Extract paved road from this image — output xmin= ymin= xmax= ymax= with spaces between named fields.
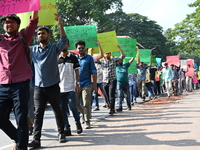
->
xmin=1 ymin=90 xmax=200 ymax=150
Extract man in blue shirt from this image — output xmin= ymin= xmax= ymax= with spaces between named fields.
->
xmin=116 ymin=57 xmax=135 ymax=112
xmin=75 ymin=40 xmax=97 ymax=129
xmin=136 ymin=53 xmax=152 ymax=101
xmin=28 ymin=14 xmax=67 ymax=148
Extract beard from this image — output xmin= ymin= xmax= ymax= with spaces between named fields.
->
xmin=38 ymin=38 xmax=48 ymax=44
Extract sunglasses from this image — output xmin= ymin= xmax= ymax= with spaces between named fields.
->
xmin=78 ymin=47 xmax=85 ymax=50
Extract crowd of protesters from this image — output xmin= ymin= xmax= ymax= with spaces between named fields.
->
xmin=0 ymin=11 xmax=199 ymax=150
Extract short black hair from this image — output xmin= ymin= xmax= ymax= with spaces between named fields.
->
xmin=0 ymin=14 xmax=21 ymax=25
xmin=36 ymin=26 xmax=50 ymax=34
xmin=75 ymin=40 xmax=85 ymax=48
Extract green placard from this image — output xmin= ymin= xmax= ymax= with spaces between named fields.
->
xmin=123 ymin=58 xmax=137 ymax=73
xmin=112 ymin=38 xmax=136 ymax=57
xmin=64 ymin=25 xmax=97 ymax=50
xmin=151 ymin=55 xmax=157 ymax=66
xmin=138 ymin=49 xmax=151 ymax=64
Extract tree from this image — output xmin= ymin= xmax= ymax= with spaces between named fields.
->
xmin=51 ymin=0 xmax=123 ymax=40
xmin=170 ymin=0 xmax=200 ymax=56
xmin=98 ymin=11 xmax=167 ymax=59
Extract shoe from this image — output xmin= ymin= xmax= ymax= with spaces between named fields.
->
xmin=76 ymin=123 xmax=83 ymax=134
xmin=29 ymin=126 xmax=33 ymax=135
xmin=28 ymin=140 xmax=41 ymax=148
xmin=108 ymin=109 xmax=115 ymax=115
xmin=85 ymin=121 xmax=91 ymax=129
xmin=102 ymin=105 xmax=107 ymax=108
xmin=128 ymin=107 xmax=131 ymax=110
xmin=58 ymin=134 xmax=67 ymax=143
xmin=149 ymin=97 xmax=152 ymax=100
xmin=64 ymin=129 xmax=72 ymax=136
xmin=135 ymin=100 xmax=137 ymax=103
xmin=93 ymin=107 xmax=100 ymax=111
xmin=131 ymin=102 xmax=134 ymax=106
xmin=116 ymin=107 xmax=122 ymax=112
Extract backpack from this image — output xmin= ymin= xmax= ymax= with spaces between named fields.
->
xmin=0 ymin=33 xmax=32 ymax=66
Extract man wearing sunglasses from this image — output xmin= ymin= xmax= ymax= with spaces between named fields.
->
xmin=0 ymin=11 xmax=38 ymax=150
xmin=75 ymin=40 xmax=97 ymax=129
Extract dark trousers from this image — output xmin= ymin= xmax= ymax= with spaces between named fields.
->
xmin=103 ymin=79 xmax=117 ymax=110
xmin=33 ymin=83 xmax=64 ymax=141
xmin=155 ymin=81 xmax=161 ymax=95
xmin=0 ymin=80 xmax=30 ymax=150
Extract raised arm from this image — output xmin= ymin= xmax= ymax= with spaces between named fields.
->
xmin=55 ymin=13 xmax=66 ymax=37
xmin=129 ymin=57 xmax=135 ymax=64
xmin=118 ymin=45 xmax=125 ymax=57
xmin=31 ymin=11 xmax=38 ymax=19
xmin=96 ymin=41 xmax=104 ymax=60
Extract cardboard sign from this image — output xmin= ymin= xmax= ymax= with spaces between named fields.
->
xmin=112 ymin=38 xmax=136 ymax=57
xmin=138 ymin=49 xmax=151 ymax=64
xmin=17 ymin=0 xmax=57 ymax=30
xmin=156 ymin=58 xmax=162 ymax=67
xmin=0 ymin=0 xmax=40 ymax=15
xmin=123 ymin=58 xmax=137 ymax=73
xmin=185 ymin=68 xmax=194 ymax=77
xmin=64 ymin=25 xmax=97 ymax=50
xmin=180 ymin=60 xmax=187 ymax=69
xmin=93 ymin=31 xmax=118 ymax=54
xmin=166 ymin=55 xmax=180 ymax=66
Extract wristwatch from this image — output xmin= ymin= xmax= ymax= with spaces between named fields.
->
xmin=76 ymin=82 xmax=80 ymax=85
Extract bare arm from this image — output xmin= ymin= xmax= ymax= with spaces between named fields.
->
xmin=96 ymin=42 xmax=104 ymax=60
xmin=129 ymin=57 xmax=135 ymax=64
xmin=55 ymin=13 xmax=66 ymax=37
xmin=118 ymin=45 xmax=125 ymax=57
xmin=92 ymin=73 xmax=97 ymax=93
xmin=75 ymin=69 xmax=80 ymax=93
xmin=31 ymin=11 xmax=38 ymax=19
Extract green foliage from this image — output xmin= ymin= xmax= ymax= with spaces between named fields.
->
xmin=97 ymin=11 xmax=167 ymax=59
xmin=51 ymin=0 xmax=122 ymax=41
xmin=171 ymin=0 xmax=200 ymax=57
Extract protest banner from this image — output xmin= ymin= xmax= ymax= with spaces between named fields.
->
xmin=92 ymin=31 xmax=118 ymax=54
xmin=0 ymin=0 xmax=40 ymax=15
xmin=180 ymin=60 xmax=187 ymax=69
xmin=186 ymin=59 xmax=194 ymax=67
xmin=156 ymin=58 xmax=162 ymax=67
xmin=17 ymin=0 xmax=57 ymax=30
xmin=112 ymin=38 xmax=136 ymax=57
xmin=138 ymin=49 xmax=151 ymax=64
xmin=185 ymin=68 xmax=194 ymax=77
xmin=151 ymin=55 xmax=157 ymax=66
xmin=64 ymin=25 xmax=97 ymax=50
xmin=166 ymin=55 xmax=180 ymax=66
xmin=123 ymin=58 xmax=137 ymax=73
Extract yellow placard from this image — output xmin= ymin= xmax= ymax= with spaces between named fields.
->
xmin=18 ymin=0 xmax=57 ymax=31
xmin=93 ymin=31 xmax=118 ymax=54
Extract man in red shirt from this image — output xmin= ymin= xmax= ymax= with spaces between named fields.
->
xmin=0 ymin=11 xmax=38 ymax=150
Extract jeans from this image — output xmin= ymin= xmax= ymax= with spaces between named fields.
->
xmin=0 ymin=80 xmax=30 ymax=150
xmin=76 ymin=84 xmax=92 ymax=122
xmin=155 ymin=81 xmax=161 ymax=95
xmin=129 ymin=82 xmax=137 ymax=102
xmin=33 ymin=83 xmax=64 ymax=141
xmin=145 ymin=82 xmax=155 ymax=98
xmin=103 ymin=79 xmax=117 ymax=110
xmin=117 ymin=83 xmax=131 ymax=108
xmin=28 ymin=83 xmax=35 ymax=127
xmin=151 ymin=80 xmax=157 ymax=95
xmin=91 ymin=83 xmax=108 ymax=107
xmin=60 ymin=91 xmax=80 ymax=130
